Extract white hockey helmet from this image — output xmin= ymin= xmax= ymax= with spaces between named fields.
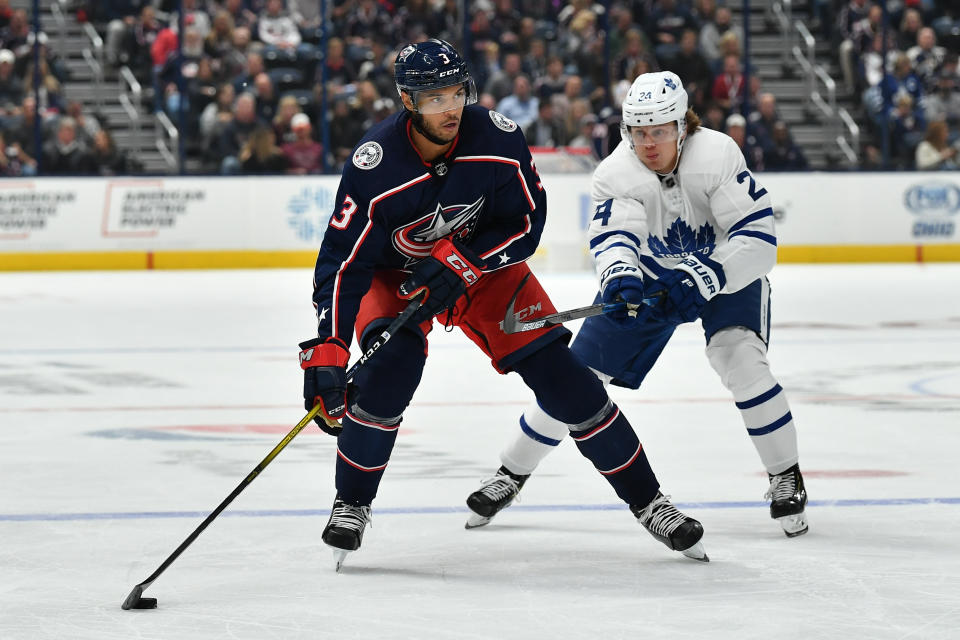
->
xmin=619 ymin=71 xmax=688 ymax=158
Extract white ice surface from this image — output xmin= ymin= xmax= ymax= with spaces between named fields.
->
xmin=2 ymin=264 xmax=959 ymax=639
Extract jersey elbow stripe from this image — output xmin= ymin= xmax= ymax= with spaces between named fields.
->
xmin=570 ymin=408 xmax=620 ymax=441
xmin=729 ymin=229 xmax=777 ymax=246
xmin=455 ymin=155 xmax=536 ymax=211
xmin=590 ymin=230 xmax=644 ymax=250
xmin=593 ymin=241 xmax=640 ymax=260
xmin=735 ymin=384 xmax=783 ymax=409
xmin=599 ymin=443 xmax=643 ymax=475
xmin=520 ymin=415 xmax=564 ymax=446
xmin=728 ymin=207 xmax=773 ymax=235
xmin=746 ymin=411 xmax=793 ymax=436
xmin=481 ymin=213 xmax=533 ymax=259
xmin=336 ymin=448 xmax=389 ymax=472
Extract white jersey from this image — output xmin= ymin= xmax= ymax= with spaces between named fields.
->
xmin=588 ymin=127 xmax=777 ymax=301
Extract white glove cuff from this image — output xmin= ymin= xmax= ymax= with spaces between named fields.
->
xmin=674 ymin=256 xmax=721 ymax=300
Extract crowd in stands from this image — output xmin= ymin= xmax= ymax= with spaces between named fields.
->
xmin=2 ymin=0 xmax=958 ymax=175
xmin=835 ymin=0 xmax=960 ymax=168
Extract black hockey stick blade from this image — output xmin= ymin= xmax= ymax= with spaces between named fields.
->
xmin=501 ymin=286 xmax=660 ymax=334
xmin=120 ymin=295 xmax=424 ymax=610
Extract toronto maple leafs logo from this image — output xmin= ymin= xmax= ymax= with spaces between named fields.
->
xmin=664 ymin=76 xmax=677 ymax=90
xmin=647 ymin=219 xmax=716 ymax=258
xmin=392 ymin=196 xmax=484 ymax=264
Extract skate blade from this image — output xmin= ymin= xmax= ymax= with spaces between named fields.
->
xmin=331 ymin=548 xmax=350 ymax=572
xmin=465 ymin=512 xmax=493 ymax=529
xmin=680 ymin=541 xmax=709 ymax=562
xmin=777 ymin=512 xmax=809 ymax=538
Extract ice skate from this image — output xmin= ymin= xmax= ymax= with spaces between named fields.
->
xmin=765 ymin=463 xmax=808 ymax=537
xmin=465 ymin=466 xmax=529 ymax=529
xmin=632 ymin=492 xmax=709 ymax=562
xmin=322 ymin=496 xmax=372 ymax=571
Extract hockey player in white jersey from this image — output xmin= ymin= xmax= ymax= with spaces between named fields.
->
xmin=466 ymin=71 xmax=808 ymax=538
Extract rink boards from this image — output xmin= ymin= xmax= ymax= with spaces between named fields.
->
xmin=1 ymin=172 xmax=958 ymax=270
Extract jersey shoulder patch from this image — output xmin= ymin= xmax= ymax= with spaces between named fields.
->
xmin=352 ymin=141 xmax=383 ymax=170
xmin=488 ymin=110 xmax=518 ymax=132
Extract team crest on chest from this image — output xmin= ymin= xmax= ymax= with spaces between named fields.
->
xmin=393 ymin=196 xmax=485 ymax=264
xmin=353 ymin=142 xmax=383 ymax=170
xmin=489 ymin=111 xmax=517 ymax=132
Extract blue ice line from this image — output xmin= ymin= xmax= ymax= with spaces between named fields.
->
xmin=2 ymin=497 xmax=958 ymax=522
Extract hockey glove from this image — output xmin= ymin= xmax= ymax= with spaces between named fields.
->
xmin=647 ymin=269 xmax=707 ymax=324
xmin=299 ymin=336 xmax=350 ymax=435
xmin=398 ymin=237 xmax=485 ymax=323
xmin=600 ymin=273 xmax=648 ymax=329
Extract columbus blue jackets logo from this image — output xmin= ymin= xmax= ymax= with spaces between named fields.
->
xmin=489 ymin=111 xmax=517 ymax=132
xmin=392 ymin=196 xmax=484 ymax=263
xmin=353 ymin=142 xmax=383 ymax=170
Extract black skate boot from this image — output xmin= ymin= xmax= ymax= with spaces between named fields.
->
xmin=765 ymin=463 xmax=808 ymax=537
xmin=322 ymin=495 xmax=372 ymax=571
xmin=631 ymin=492 xmax=709 ymax=562
xmin=465 ymin=466 xmax=529 ymax=529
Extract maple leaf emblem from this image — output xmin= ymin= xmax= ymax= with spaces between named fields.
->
xmin=647 ymin=219 xmax=716 ymax=258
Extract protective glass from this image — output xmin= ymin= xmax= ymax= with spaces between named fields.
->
xmin=412 ymin=82 xmax=476 ymax=114
xmin=629 ymin=123 xmax=680 ymax=146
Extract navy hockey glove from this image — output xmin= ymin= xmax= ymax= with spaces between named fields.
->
xmin=398 ymin=238 xmax=485 ymax=323
xmin=600 ymin=274 xmax=648 ymax=329
xmin=299 ymin=336 xmax=350 ymax=435
xmin=647 ymin=269 xmax=707 ymax=324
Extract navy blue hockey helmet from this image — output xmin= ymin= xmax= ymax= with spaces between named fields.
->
xmin=394 ymin=39 xmax=477 ymax=114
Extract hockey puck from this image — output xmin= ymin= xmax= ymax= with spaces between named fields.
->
xmin=132 ymin=597 xmax=158 ymax=609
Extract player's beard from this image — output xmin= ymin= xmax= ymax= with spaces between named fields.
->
xmin=411 ymin=111 xmax=458 ymax=146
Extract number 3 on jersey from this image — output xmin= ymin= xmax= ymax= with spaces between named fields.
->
xmin=593 ymin=198 xmax=613 ymax=226
xmin=330 ymin=195 xmax=358 ymax=230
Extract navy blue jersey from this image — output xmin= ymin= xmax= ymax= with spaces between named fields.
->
xmin=311 ymin=105 xmax=547 ymax=345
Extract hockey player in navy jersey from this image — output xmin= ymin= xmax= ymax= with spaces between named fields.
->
xmin=298 ymin=40 xmax=708 ymax=569
xmin=467 ymin=71 xmax=809 ymax=538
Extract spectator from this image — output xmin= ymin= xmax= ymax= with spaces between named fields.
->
xmin=319 ymin=37 xmax=357 ymax=97
xmin=121 ymin=5 xmax=161 ymax=80
xmin=535 ymin=55 xmax=568 ymax=101
xmin=711 ymin=53 xmax=745 ymax=113
xmin=699 ymin=6 xmax=741 ymax=68
xmin=524 ymin=99 xmax=565 ymax=147
xmin=646 ymin=0 xmax=699 ymax=62
xmin=0 ymin=0 xmax=11 ymax=31
xmin=0 ymin=9 xmax=29 ymax=59
xmin=748 ymin=92 xmax=779 ymax=144
xmin=567 ymin=112 xmax=599 ymax=152
xmin=613 ymin=28 xmax=652 ymax=85
xmin=0 ymin=128 xmax=35 ymax=176
xmin=204 ymin=10 xmax=237 ymax=69
xmin=485 ymin=52 xmax=523 ymax=103
xmin=220 ymin=0 xmax=258 ymax=32
xmin=669 ymin=29 xmax=712 ymax=111
xmin=908 ymin=27 xmax=946 ymax=90
xmin=329 ymin=97 xmax=364 ymax=170
xmin=551 ymin=74 xmax=584 ymax=138
xmin=172 ymin=0 xmax=211 ymax=40
xmin=282 ymin=111 xmax=323 ymax=174
xmin=252 ymin=71 xmax=278 ymax=122
xmin=897 ymin=8 xmax=923 ymax=51
xmin=272 ymin=94 xmax=300 ymax=144
xmin=232 ymin=51 xmax=265 ymax=94
xmin=836 ymin=0 xmax=871 ymax=53
xmin=0 ymin=48 xmax=22 ymax=113
xmin=725 ymin=112 xmax=764 ymax=171
xmin=42 ymin=117 xmax=95 ymax=175
xmin=840 ymin=3 xmax=882 ymax=92
xmin=888 ymin=93 xmax=926 ymax=165
xmin=344 ymin=0 xmax=394 ymax=49
xmin=23 ymin=57 xmax=63 ymax=115
xmin=914 ymin=119 xmax=958 ymax=169
xmin=239 ymin=125 xmax=288 ymax=174
xmin=258 ymin=0 xmax=302 ymax=51
xmin=5 ymin=95 xmax=43 ymax=159
xmin=65 ymin=101 xmax=101 ymax=147
xmin=217 ymin=92 xmax=265 ymax=174
xmin=496 ymin=74 xmax=539 ymax=131
xmin=200 ymin=82 xmax=236 ymax=147
xmin=701 ymin=100 xmax=726 ymax=131
xmin=91 ymin=129 xmax=139 ymax=176
xmin=763 ymin=121 xmax=809 ymax=171
xmin=923 ymin=53 xmax=960 ymax=125
xmin=289 ymin=0 xmax=323 ymax=31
